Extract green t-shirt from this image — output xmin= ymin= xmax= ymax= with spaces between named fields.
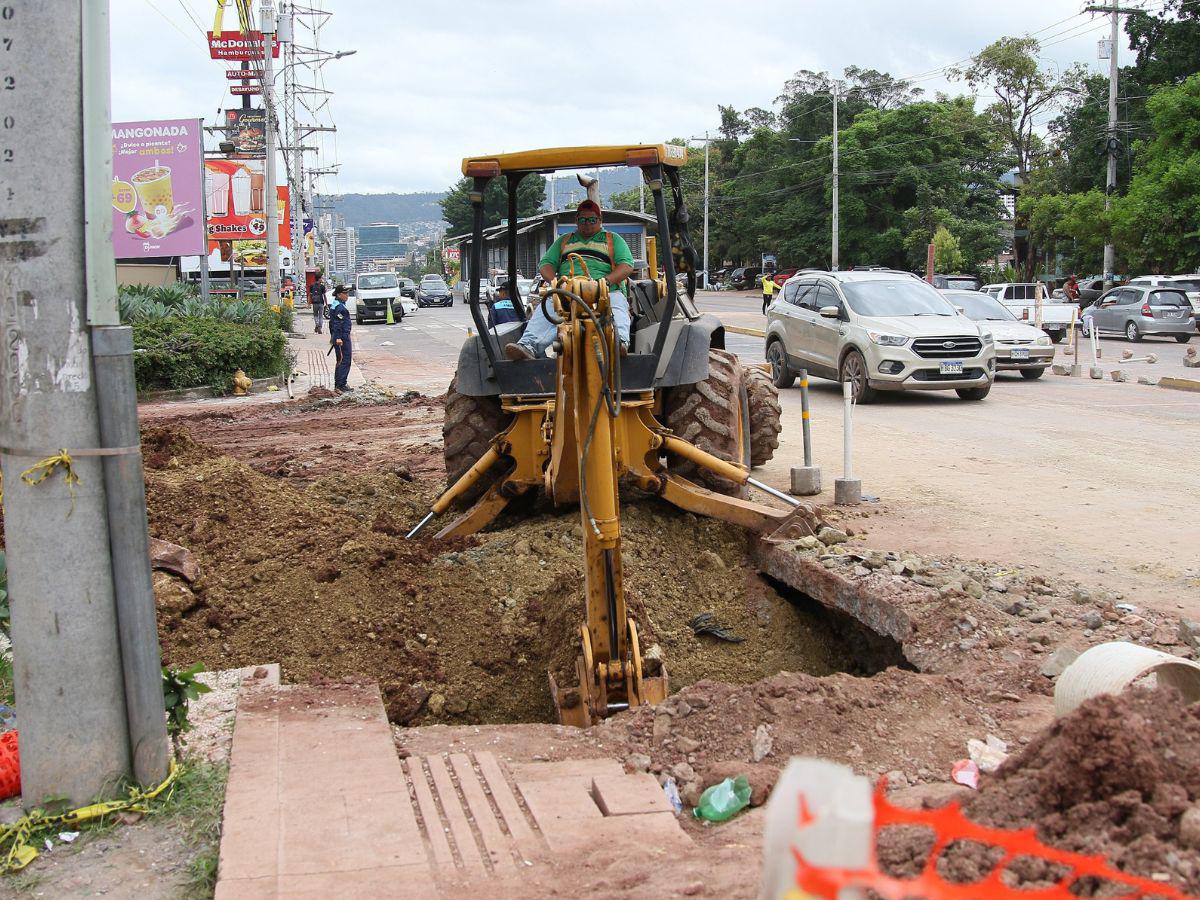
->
xmin=540 ymin=230 xmax=634 ymax=287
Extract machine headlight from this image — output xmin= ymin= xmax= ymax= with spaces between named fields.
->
xmin=868 ymin=332 xmax=909 ymax=346
xmin=982 ymin=333 xmax=994 ymax=345
xmin=1036 ymin=334 xmax=1052 ymax=346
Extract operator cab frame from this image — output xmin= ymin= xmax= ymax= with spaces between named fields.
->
xmin=456 ymin=144 xmax=715 ymax=398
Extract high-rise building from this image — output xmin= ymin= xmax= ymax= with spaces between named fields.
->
xmin=355 ymin=223 xmax=408 ymax=271
xmin=331 ymin=226 xmax=356 ymax=275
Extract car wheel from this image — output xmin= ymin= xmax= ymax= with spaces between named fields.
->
xmin=1175 ymin=334 xmax=1191 ymax=344
xmin=839 ymin=350 xmax=876 ymax=404
xmin=767 ymin=341 xmax=794 ymax=388
xmin=1020 ymin=368 xmax=1045 ymax=380
xmin=1125 ymin=321 xmax=1141 ymax=342
xmin=956 ymin=384 xmax=991 ymax=400
xmin=1049 ymin=330 xmax=1065 ymax=344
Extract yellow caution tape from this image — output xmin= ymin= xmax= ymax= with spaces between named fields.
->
xmin=0 ymin=759 xmax=179 ymax=873
xmin=0 ymin=451 xmax=81 ymax=514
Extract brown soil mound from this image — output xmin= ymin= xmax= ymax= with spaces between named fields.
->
xmin=147 ymin=426 xmax=862 ymax=726
xmin=878 ymin=686 xmax=1200 ymax=893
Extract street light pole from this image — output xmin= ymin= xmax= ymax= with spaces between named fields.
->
xmin=703 ymin=131 xmax=710 ymax=289
xmin=261 ymin=1 xmax=280 ymax=306
xmin=1103 ymin=0 xmax=1119 ymax=289
xmin=832 ymin=80 xmax=840 ymax=271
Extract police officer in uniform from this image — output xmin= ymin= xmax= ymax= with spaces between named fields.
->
xmin=329 ymin=284 xmax=353 ymax=392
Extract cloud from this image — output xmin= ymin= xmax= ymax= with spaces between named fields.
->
xmin=110 ymin=0 xmax=1120 ymax=194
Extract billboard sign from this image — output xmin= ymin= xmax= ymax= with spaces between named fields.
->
xmin=229 ymin=84 xmax=261 ymax=96
xmin=223 ymin=108 xmax=267 ymax=156
xmin=225 ymin=69 xmax=252 ymax=80
xmin=207 ymin=30 xmax=279 ymax=60
xmin=111 ymin=118 xmax=205 ymax=258
xmin=204 ymin=158 xmax=290 ymax=248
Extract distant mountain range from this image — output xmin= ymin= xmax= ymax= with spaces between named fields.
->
xmin=321 ymin=168 xmax=646 ymax=228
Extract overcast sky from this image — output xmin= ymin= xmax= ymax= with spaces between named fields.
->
xmin=112 ymin=0 xmax=1127 ymax=195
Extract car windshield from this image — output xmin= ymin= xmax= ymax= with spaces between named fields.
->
xmin=841 ymin=280 xmax=955 ymax=317
xmin=1150 ymin=290 xmax=1189 ymax=306
xmin=423 ymin=279 xmax=448 ymax=290
xmin=358 ymin=274 xmax=397 ymax=289
xmin=943 ymin=278 xmax=978 ymax=290
xmin=952 ymin=292 xmax=1017 ymax=321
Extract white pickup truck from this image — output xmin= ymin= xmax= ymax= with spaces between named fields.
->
xmin=981 ymin=283 xmax=1080 ymax=344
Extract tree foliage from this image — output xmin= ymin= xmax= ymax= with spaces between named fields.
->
xmin=440 ymin=175 xmax=546 ymax=236
xmin=932 ymin=226 xmax=965 ymax=273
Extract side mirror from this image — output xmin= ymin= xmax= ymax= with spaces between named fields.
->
xmin=819 ymin=305 xmax=840 ymax=319
xmin=955 ymin=306 xmax=965 ymax=314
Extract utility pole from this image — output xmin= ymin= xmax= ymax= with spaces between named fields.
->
xmin=1103 ymin=0 xmax=1119 ymax=288
xmin=2 ymin=0 xmax=167 ymax=806
xmin=832 ymin=80 xmax=841 ymax=271
xmin=550 ymin=175 xmax=556 ymax=212
xmin=261 ymin=1 xmax=280 ymax=306
xmin=689 ymin=133 xmax=712 ymax=289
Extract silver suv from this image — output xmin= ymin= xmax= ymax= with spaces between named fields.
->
xmin=765 ymin=271 xmax=996 ymax=402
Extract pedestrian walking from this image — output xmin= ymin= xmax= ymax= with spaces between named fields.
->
xmin=329 ymin=284 xmax=353 ymax=393
xmin=309 ymin=273 xmax=328 ymax=334
xmin=761 ymin=272 xmax=777 ymax=314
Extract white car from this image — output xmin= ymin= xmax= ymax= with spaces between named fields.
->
xmin=980 ymin=283 xmax=1080 ymax=343
xmin=947 ymin=290 xmax=1054 ymax=380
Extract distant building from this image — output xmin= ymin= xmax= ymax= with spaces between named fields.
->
xmin=355 ymin=223 xmax=408 ymax=271
xmin=331 ymin=226 xmax=356 ymax=275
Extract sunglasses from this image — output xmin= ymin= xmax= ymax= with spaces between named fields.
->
xmin=577 ymin=216 xmax=599 ymax=224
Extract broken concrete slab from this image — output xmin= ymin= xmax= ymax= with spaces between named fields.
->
xmin=591 ymin=773 xmax=674 ymax=816
xmin=149 ymin=537 xmax=200 ymax=582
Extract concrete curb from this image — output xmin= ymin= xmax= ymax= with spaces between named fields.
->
xmin=1158 ymin=376 xmax=1200 ymax=393
xmin=138 ymin=374 xmax=282 ymax=403
xmin=726 ymin=325 xmax=766 ymax=338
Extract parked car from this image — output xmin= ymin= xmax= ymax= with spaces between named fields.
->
xmin=398 ymin=277 xmax=418 ymax=299
xmin=352 ymin=272 xmax=405 ymax=324
xmin=769 ymin=269 xmax=798 ymax=288
xmin=979 ymin=283 xmax=1079 ymax=343
xmin=416 ymin=274 xmax=453 ymax=307
xmin=729 ymin=267 xmax=761 ymax=290
xmin=931 ymin=274 xmax=982 ymax=291
xmin=947 ymin=290 xmax=1053 ymax=380
xmin=765 ymin=270 xmax=995 ymax=402
xmin=1081 ymin=285 xmax=1194 ymax=343
xmin=1126 ymin=275 xmax=1200 ymax=324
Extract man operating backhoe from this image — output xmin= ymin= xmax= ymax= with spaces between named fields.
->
xmin=504 ymin=199 xmax=636 ymax=359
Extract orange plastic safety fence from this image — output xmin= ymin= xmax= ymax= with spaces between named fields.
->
xmin=0 ymin=732 xmax=19 ymax=801
xmin=790 ymin=783 xmax=1191 ymax=900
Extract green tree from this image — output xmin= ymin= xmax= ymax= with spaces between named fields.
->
xmin=931 ymin=226 xmax=964 ymax=273
xmin=440 ymin=175 xmax=546 ymax=236
xmin=1127 ymin=0 xmax=1200 ymax=88
xmin=1111 ymin=73 xmax=1200 ymax=272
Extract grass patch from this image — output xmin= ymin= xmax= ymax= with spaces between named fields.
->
xmin=149 ymin=759 xmax=228 ymax=898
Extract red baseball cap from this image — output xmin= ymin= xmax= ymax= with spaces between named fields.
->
xmin=577 ymin=200 xmax=601 ymax=217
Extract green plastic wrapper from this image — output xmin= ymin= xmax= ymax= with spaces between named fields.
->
xmin=692 ymin=775 xmax=751 ymax=822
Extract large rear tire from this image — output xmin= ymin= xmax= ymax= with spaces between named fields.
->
xmin=743 ymin=365 xmax=782 ymax=467
xmin=664 ymin=349 xmax=750 ymax=497
xmin=443 ymin=375 xmax=510 ymax=503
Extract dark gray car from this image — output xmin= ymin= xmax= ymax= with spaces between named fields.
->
xmin=1081 ymin=286 xmax=1194 ymax=343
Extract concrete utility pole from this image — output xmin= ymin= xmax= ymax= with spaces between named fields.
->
xmin=832 ymin=80 xmax=841 ymax=271
xmin=262 ymin=1 xmax=280 ymax=306
xmin=689 ymin=133 xmax=713 ymax=289
xmin=1 ymin=0 xmax=167 ymax=806
xmin=1103 ymin=0 xmax=1119 ymax=288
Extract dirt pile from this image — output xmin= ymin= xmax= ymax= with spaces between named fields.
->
xmin=146 ymin=426 xmax=864 ymax=726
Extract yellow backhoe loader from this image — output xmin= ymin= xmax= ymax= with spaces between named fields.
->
xmin=408 ymin=144 xmax=805 ymax=726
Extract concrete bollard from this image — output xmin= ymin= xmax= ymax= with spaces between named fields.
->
xmin=1118 ymin=353 xmax=1158 ymax=364
xmin=1090 ymin=366 xmax=1104 ymax=379
xmin=1111 ymin=370 xmax=1130 ymax=383
xmin=1183 ymin=348 xmax=1200 ymax=368
xmin=1137 ymin=375 xmax=1158 ymax=385
xmin=1052 ymin=364 xmax=1071 ymax=376
xmin=791 ymin=466 xmax=822 ymax=496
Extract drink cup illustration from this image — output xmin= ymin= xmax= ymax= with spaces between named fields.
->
xmin=231 ymin=167 xmax=251 ymax=216
xmin=132 ymin=165 xmax=174 ymax=219
xmin=250 ymin=171 xmax=265 ymax=213
xmin=206 ymin=169 xmax=230 ymax=217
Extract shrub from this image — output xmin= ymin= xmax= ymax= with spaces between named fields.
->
xmin=133 ymin=316 xmax=287 ymax=393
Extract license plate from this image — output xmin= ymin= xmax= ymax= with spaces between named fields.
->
xmin=1010 ymin=348 xmax=1030 ymax=360
xmin=939 ymin=361 xmax=964 ymax=375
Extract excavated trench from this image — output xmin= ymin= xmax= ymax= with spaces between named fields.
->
xmin=144 ymin=427 xmax=915 ymax=728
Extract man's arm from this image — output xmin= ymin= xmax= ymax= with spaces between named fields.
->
xmin=538 ymin=235 xmax=564 ymax=283
xmin=606 ymin=233 xmax=635 ymax=286
xmin=540 ymin=263 xmax=557 ymax=282
xmin=605 ymin=263 xmax=634 ymax=286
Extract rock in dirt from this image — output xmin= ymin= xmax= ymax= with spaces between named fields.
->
xmin=888 ymin=782 xmax=973 ymax=811
xmin=1039 ymin=646 xmax=1079 ymax=678
xmin=751 ymin=723 xmax=773 ymax=762
xmin=625 ymin=753 xmax=652 ymax=773
xmin=702 ymin=760 xmax=778 ymax=807
xmin=1181 ymin=806 xmax=1200 ymax=850
xmin=149 ymin=537 xmax=200 ymax=583
xmin=1179 ymin=620 xmax=1200 ymax=651
xmin=816 ymin=527 xmax=848 ymax=546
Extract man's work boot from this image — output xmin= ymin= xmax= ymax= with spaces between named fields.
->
xmin=505 ymin=343 xmax=535 ymax=361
